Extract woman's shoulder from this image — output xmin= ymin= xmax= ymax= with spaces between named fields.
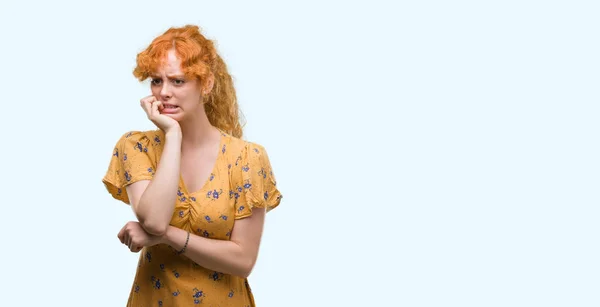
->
xmin=222 ymin=131 xmax=267 ymax=158
xmin=110 ymin=129 xmax=164 ymax=160
xmin=113 ymin=129 xmax=164 ymax=146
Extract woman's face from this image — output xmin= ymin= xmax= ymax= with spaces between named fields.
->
xmin=149 ymin=49 xmax=205 ymax=122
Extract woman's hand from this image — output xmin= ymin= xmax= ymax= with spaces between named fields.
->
xmin=117 ymin=221 xmax=164 ymax=253
xmin=140 ymin=95 xmax=180 ymax=133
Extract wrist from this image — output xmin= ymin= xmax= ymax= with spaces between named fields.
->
xmin=165 ymin=127 xmax=182 ymax=139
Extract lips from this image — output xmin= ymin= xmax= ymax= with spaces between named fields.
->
xmin=160 ymin=103 xmax=180 ymax=114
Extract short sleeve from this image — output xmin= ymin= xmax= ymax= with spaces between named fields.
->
xmin=102 ymin=131 xmax=157 ymax=204
xmin=232 ymin=142 xmax=283 ymax=219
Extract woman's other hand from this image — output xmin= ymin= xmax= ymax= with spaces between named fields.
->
xmin=117 ymin=221 xmax=164 ymax=253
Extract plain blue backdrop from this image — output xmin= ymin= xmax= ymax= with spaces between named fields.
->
xmin=0 ymin=1 xmax=598 ymax=306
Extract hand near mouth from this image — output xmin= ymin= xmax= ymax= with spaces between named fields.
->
xmin=140 ymin=95 xmax=180 ymax=133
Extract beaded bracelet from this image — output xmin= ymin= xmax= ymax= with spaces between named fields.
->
xmin=177 ymin=231 xmax=190 ymax=255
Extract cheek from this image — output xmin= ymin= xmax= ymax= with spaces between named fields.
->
xmin=150 ymin=86 xmax=160 ymax=96
xmin=181 ymin=100 xmax=200 ymax=111
xmin=181 ymin=91 xmax=202 ymax=105
xmin=181 ymin=84 xmax=202 ymax=100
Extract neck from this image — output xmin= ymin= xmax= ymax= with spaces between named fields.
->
xmin=178 ymin=111 xmax=220 ymax=150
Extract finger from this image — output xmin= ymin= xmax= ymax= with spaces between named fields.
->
xmin=123 ymin=232 xmax=130 ymax=247
xmin=129 ymin=238 xmax=140 ymax=251
xmin=141 ymin=100 xmax=153 ymax=116
xmin=117 ymin=226 xmax=126 ymax=243
xmin=151 ymin=100 xmax=161 ymax=116
xmin=131 ymin=245 xmax=143 ymax=253
xmin=140 ymin=96 xmax=157 ymax=114
xmin=152 ymin=100 xmax=161 ymax=112
xmin=140 ymin=95 xmax=156 ymax=105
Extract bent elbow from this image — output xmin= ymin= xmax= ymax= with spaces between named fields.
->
xmin=135 ymin=207 xmax=168 ymax=236
xmin=239 ymin=258 xmax=257 ymax=279
xmin=140 ymin=220 xmax=168 ymax=236
xmin=238 ymin=269 xmax=252 ymax=279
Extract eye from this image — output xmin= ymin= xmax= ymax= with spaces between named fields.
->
xmin=150 ymin=78 xmax=162 ymax=85
xmin=173 ymin=79 xmax=185 ymax=85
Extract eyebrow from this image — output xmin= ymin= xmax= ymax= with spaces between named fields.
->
xmin=150 ymin=74 xmax=186 ymax=79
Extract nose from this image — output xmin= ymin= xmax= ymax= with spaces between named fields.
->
xmin=159 ymin=82 xmax=172 ymax=99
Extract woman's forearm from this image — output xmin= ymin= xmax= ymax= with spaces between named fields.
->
xmin=161 ymin=226 xmax=254 ymax=278
xmin=135 ymin=129 xmax=182 ymax=235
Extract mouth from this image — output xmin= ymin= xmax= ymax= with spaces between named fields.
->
xmin=160 ymin=103 xmax=180 ymax=114
xmin=163 ymin=104 xmax=179 ymax=109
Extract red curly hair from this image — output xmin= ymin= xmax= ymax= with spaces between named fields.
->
xmin=133 ymin=25 xmax=245 ymax=138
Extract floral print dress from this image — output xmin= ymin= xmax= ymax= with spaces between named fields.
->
xmin=102 ymin=129 xmax=283 ymax=306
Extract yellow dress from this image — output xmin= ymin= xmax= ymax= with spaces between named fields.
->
xmin=102 ymin=129 xmax=282 ymax=307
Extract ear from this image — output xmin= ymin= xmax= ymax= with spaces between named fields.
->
xmin=203 ymin=73 xmax=215 ymax=95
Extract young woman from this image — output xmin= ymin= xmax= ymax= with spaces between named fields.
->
xmin=102 ymin=24 xmax=283 ymax=306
